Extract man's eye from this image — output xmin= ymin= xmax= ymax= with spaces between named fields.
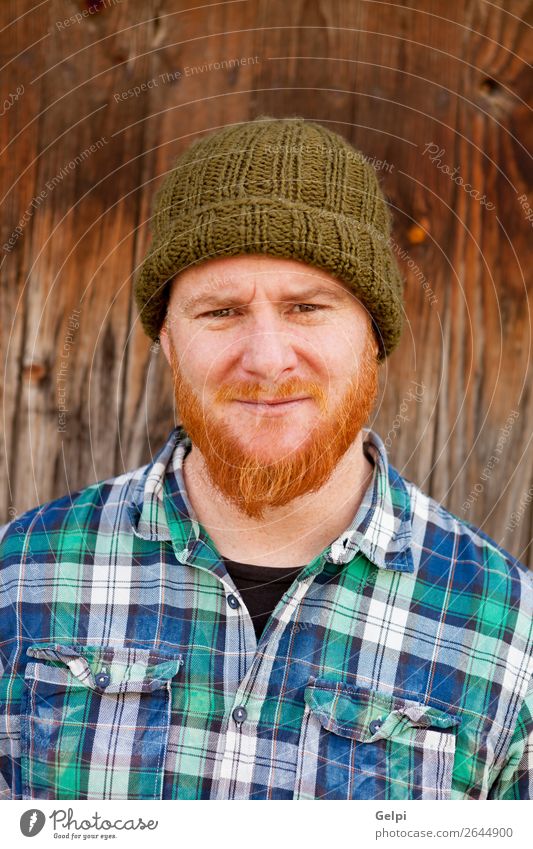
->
xmin=292 ymin=303 xmax=321 ymax=313
xmin=205 ymin=308 xmax=235 ymax=318
xmin=202 ymin=304 xmax=322 ymax=318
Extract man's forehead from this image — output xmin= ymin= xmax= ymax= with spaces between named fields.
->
xmin=169 ymin=259 xmax=356 ymax=307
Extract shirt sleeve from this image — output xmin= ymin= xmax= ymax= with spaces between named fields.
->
xmin=488 ymin=675 xmax=533 ymax=799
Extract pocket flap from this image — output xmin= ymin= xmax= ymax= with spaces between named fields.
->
xmin=304 ymin=678 xmax=461 ymax=742
xmin=25 ymin=643 xmax=183 ymax=694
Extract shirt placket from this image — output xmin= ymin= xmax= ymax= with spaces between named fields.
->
xmin=210 ymin=557 xmax=328 ymax=800
xmin=162 ymin=475 xmax=331 ymax=799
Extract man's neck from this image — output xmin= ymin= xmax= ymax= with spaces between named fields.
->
xmin=181 ymin=432 xmax=375 ymax=567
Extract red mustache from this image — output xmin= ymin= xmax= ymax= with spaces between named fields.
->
xmin=214 ymin=380 xmax=328 ymax=409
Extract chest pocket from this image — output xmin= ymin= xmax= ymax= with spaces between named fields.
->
xmin=20 ymin=643 xmax=183 ymax=800
xmin=294 ymin=678 xmax=461 ymax=800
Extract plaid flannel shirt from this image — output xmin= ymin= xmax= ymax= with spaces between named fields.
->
xmin=0 ymin=425 xmax=532 ymax=800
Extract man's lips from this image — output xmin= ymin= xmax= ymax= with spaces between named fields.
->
xmin=235 ymin=396 xmax=309 ymax=406
xmin=234 ymin=396 xmax=311 ymax=416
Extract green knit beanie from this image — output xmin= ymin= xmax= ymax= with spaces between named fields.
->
xmin=134 ymin=116 xmax=404 ymax=361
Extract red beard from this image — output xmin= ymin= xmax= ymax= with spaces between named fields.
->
xmin=168 ymin=330 xmax=378 ymax=520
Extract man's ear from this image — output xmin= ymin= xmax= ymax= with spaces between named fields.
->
xmin=159 ymin=320 xmax=171 ymax=366
xmin=369 ymin=322 xmax=380 ymax=360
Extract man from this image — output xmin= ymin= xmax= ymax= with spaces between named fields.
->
xmin=0 ymin=117 xmax=531 ymax=801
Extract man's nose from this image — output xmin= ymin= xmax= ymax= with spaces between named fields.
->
xmin=239 ymin=310 xmax=299 ymax=381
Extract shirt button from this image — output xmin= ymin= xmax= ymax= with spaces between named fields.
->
xmin=227 ymin=594 xmax=240 ymax=609
xmin=232 ymin=705 xmax=247 ymax=724
xmin=95 ymin=670 xmax=111 ymax=689
xmin=369 ymin=717 xmax=384 ymax=735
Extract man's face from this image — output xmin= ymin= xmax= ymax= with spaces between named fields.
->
xmin=160 ymin=254 xmax=379 ymax=520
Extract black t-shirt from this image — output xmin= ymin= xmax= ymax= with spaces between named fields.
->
xmin=222 ymin=557 xmax=304 ymax=641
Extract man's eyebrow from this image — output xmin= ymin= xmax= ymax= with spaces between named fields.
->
xmin=181 ymin=285 xmax=350 ymax=311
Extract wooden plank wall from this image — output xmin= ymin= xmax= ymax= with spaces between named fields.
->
xmin=1 ymin=0 xmax=531 ymax=567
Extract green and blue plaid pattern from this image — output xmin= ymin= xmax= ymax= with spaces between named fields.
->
xmin=0 ymin=426 xmax=532 ymax=800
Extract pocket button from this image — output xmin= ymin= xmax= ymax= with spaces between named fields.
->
xmin=95 ymin=669 xmax=111 ymax=689
xmin=369 ymin=716 xmax=384 ymax=735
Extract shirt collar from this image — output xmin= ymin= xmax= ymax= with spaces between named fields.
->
xmin=128 ymin=426 xmax=414 ymax=573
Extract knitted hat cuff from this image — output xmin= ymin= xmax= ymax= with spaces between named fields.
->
xmin=136 ymin=196 xmax=403 ymax=361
